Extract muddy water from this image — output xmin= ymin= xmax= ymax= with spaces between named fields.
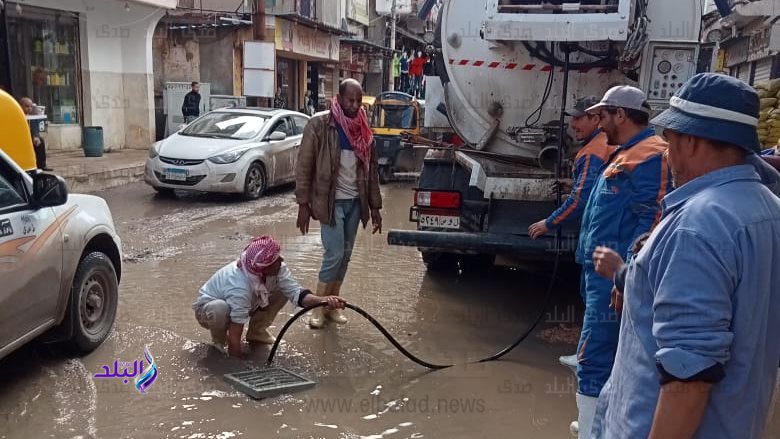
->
xmin=3 ymin=182 xmax=771 ymax=439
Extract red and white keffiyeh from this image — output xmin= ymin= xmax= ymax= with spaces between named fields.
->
xmin=236 ymin=235 xmax=281 ymax=309
xmin=330 ymin=96 xmax=373 ymax=172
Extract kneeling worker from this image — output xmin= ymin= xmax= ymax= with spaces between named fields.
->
xmin=192 ymin=235 xmax=345 ymax=358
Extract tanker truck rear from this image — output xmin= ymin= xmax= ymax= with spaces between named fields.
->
xmin=388 ymin=0 xmax=710 ymax=270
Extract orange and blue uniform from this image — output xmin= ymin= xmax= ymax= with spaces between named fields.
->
xmin=545 ymin=129 xmax=615 ymax=229
xmin=574 ymin=127 xmax=672 ymax=397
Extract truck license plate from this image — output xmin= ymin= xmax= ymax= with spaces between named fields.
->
xmin=418 ymin=214 xmax=460 ymax=229
xmin=164 ymin=168 xmax=188 ymax=181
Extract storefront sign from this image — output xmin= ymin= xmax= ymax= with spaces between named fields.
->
xmin=346 ymin=0 xmax=369 ymax=26
xmin=340 ymin=49 xmax=368 ymax=72
xmin=340 ymin=45 xmax=353 ymax=63
xmin=275 ymin=19 xmax=340 ymax=61
xmin=724 ymin=37 xmax=749 ymax=68
xmin=748 ymin=26 xmax=771 ymax=62
xmin=747 ymin=23 xmax=780 ymax=62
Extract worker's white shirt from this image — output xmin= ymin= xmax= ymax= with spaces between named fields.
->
xmin=192 ymin=262 xmax=303 ymax=325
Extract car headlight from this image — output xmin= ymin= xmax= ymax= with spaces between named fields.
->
xmin=207 ymin=149 xmax=249 ymax=164
xmin=149 ymin=142 xmax=161 ymax=159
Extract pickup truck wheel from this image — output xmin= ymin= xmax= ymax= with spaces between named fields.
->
xmin=66 ymin=252 xmax=118 ymax=354
xmin=421 ymin=251 xmax=458 ymax=272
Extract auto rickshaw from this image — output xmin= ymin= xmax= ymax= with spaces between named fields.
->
xmin=369 ymin=91 xmax=426 ymax=183
xmin=0 ymin=90 xmax=37 ymax=171
xmin=362 ymin=95 xmax=375 ymax=115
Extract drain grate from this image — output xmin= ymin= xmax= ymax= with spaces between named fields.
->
xmin=224 ymin=367 xmax=316 ymax=399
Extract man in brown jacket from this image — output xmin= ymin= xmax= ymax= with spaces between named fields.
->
xmin=295 ymin=79 xmax=383 ymax=328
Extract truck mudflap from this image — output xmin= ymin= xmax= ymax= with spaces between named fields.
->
xmin=387 ymin=229 xmax=562 ymax=255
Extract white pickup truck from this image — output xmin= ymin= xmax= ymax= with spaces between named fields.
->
xmin=0 ymin=90 xmax=122 ymax=360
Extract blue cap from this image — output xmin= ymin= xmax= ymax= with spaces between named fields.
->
xmin=651 ymin=73 xmax=761 ymax=154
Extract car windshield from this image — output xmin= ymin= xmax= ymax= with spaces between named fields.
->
xmin=180 ymin=112 xmax=268 ymax=140
xmin=371 ymin=104 xmax=417 ymax=130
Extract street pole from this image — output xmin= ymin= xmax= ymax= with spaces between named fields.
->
xmin=253 ymin=0 xmax=265 ymax=40
xmin=388 ymin=0 xmax=396 ymax=91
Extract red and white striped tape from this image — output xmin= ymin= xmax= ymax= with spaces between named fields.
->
xmin=448 ymin=59 xmax=610 ymax=74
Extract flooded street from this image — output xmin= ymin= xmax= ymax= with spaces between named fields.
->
xmin=0 ymin=182 xmax=777 ymax=439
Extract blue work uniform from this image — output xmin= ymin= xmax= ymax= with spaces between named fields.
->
xmin=575 ymin=127 xmax=672 ymax=397
xmin=545 ymin=129 xmax=615 ymax=229
xmin=592 ymin=164 xmax=780 ymax=439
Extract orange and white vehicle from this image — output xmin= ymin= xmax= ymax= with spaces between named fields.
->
xmin=0 ymin=89 xmax=122 ymax=360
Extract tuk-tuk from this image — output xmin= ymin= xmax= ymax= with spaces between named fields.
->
xmin=369 ymin=91 xmax=426 ymax=183
xmin=362 ymin=95 xmax=375 ymax=115
xmin=0 ymin=90 xmax=37 ymax=171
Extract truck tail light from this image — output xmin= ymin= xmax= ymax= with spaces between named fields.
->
xmin=414 ymin=190 xmax=461 ymax=209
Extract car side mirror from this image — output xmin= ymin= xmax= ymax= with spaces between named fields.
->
xmin=32 ymin=172 xmax=68 ymax=208
xmin=268 ymin=131 xmax=287 ymax=141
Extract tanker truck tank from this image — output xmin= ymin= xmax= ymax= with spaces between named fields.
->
xmin=387 ymin=0 xmax=704 ymax=269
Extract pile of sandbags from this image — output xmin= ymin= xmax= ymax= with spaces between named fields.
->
xmin=755 ymin=79 xmax=780 ymax=148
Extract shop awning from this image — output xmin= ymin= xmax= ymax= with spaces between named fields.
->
xmin=161 ymin=12 xmax=253 ymax=30
xmin=341 ymin=38 xmax=398 ymax=57
xmin=272 ymin=13 xmax=353 ymax=36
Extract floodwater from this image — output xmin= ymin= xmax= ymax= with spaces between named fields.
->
xmin=1 ymin=182 xmax=777 ymax=439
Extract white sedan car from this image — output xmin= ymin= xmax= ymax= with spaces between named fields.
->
xmin=145 ymin=108 xmax=309 ymax=199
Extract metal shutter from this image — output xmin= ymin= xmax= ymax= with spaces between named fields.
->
xmin=737 ymin=63 xmax=751 ymax=83
xmin=753 ymin=57 xmax=773 ymax=85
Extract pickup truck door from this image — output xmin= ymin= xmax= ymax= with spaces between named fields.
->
xmin=0 ymin=159 xmax=64 ymax=350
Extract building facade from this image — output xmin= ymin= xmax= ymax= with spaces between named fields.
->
xmin=705 ymin=0 xmax=780 ymax=85
xmin=0 ymin=0 xmax=175 ymax=150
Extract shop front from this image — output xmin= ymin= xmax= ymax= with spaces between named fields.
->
xmin=340 ymin=45 xmax=368 ymax=87
xmin=1 ymin=0 xmax=171 ymax=151
xmin=309 ymin=61 xmax=339 ymax=112
xmin=273 ymin=15 xmax=342 ymax=112
xmin=6 ymin=5 xmax=81 ymax=126
xmin=723 ymin=15 xmax=780 ymax=85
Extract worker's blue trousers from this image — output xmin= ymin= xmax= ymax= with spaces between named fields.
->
xmin=576 ymin=265 xmax=621 ymax=397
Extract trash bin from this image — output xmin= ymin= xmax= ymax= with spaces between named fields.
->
xmin=83 ymin=126 xmax=104 ymax=157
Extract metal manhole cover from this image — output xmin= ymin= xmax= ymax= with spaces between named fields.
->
xmin=224 ymin=367 xmax=316 ymax=399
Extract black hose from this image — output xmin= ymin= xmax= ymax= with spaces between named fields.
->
xmin=479 ymin=44 xmax=570 ymax=363
xmin=266 ymin=303 xmax=453 ymax=369
xmin=572 ymin=43 xmax=612 ymax=58
xmin=523 ymin=41 xmax=615 ymax=70
xmin=525 ymin=44 xmax=556 ymax=128
xmin=264 ymin=49 xmax=572 ymax=372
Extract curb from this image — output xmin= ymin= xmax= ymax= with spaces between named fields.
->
xmin=62 ymin=164 xmax=146 ymax=194
xmin=48 ymin=149 xmax=149 ymax=194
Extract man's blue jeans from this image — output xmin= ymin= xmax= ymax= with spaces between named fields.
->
xmin=319 ymin=199 xmax=361 ymax=283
